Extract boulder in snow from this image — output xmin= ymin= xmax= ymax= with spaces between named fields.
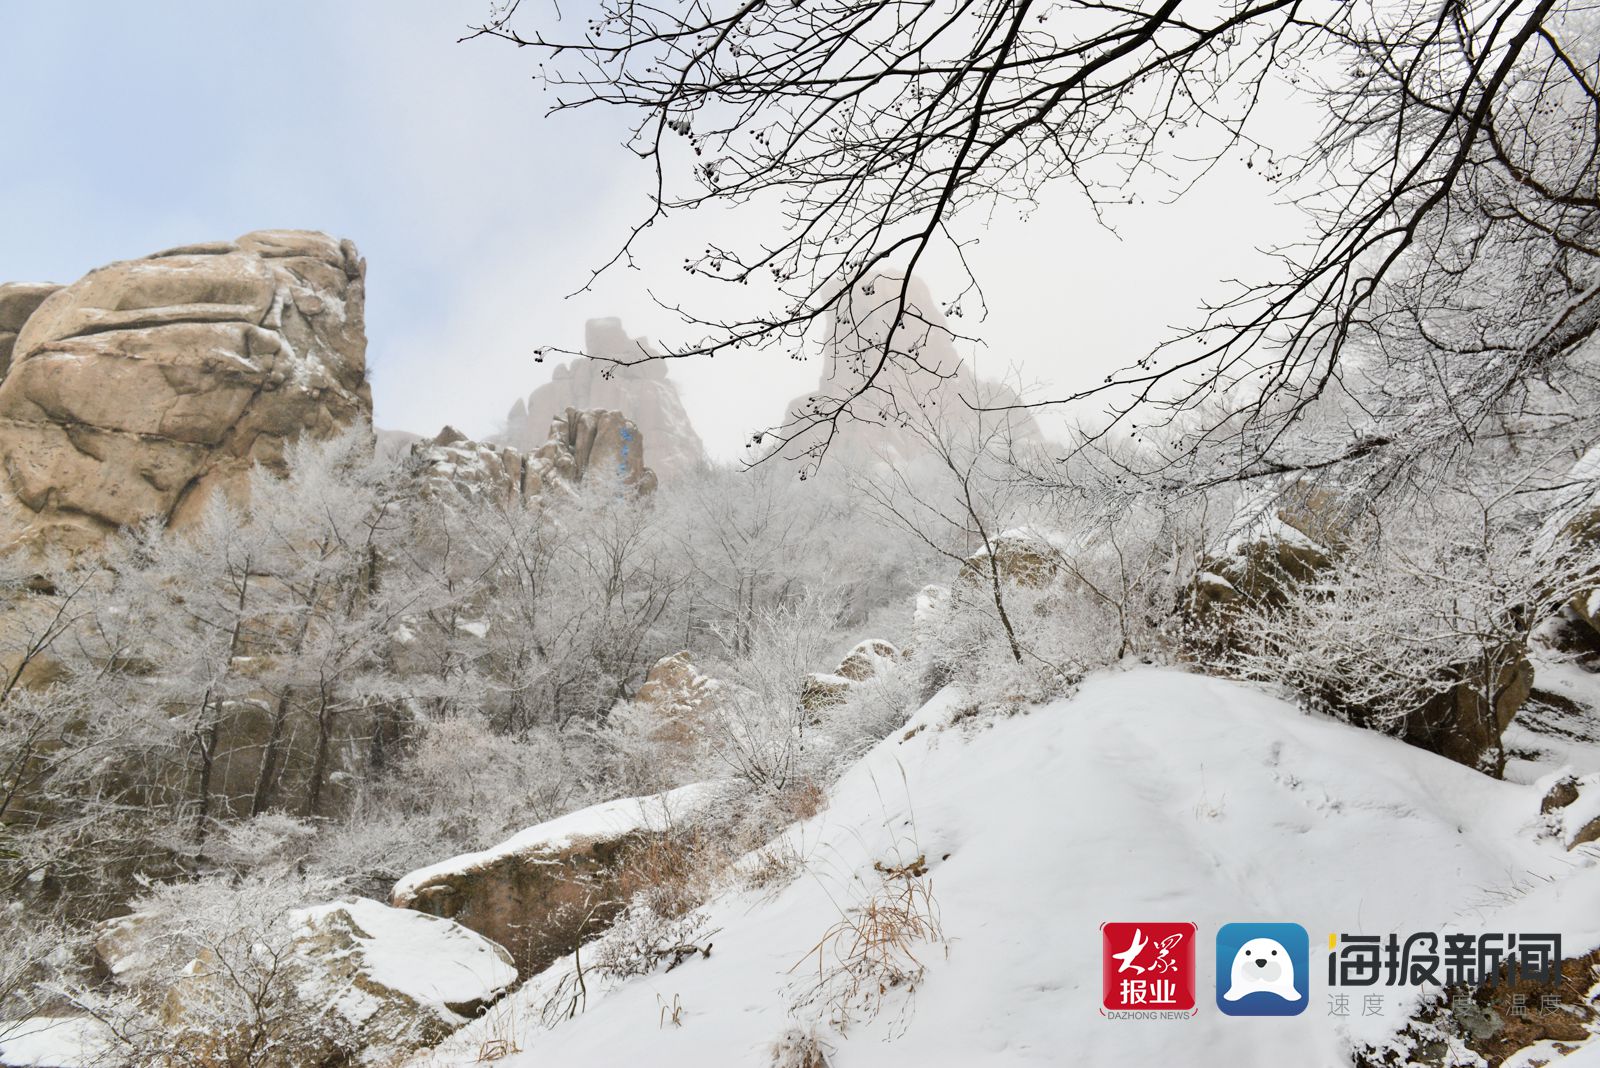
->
xmin=162 ymin=898 xmax=515 ymax=1066
xmin=393 ymin=783 xmax=716 ymax=976
xmin=633 ymin=650 xmax=722 ymax=754
xmin=802 ymin=639 xmax=903 ymax=716
xmin=959 ymin=529 xmax=1064 ymax=588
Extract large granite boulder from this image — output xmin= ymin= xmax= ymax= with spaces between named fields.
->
xmin=501 ymin=318 xmax=706 ymax=483
xmin=527 ymin=406 xmax=657 ymax=496
xmin=1395 ymin=656 xmax=1535 ymax=775
xmin=801 ymin=638 xmax=903 ymax=717
xmin=959 ymin=528 xmax=1065 ymax=589
xmin=1184 ymin=485 xmax=1533 ymax=776
xmin=1180 ymin=484 xmax=1348 ymax=652
xmin=0 ymin=231 xmax=370 ymax=554
xmin=393 ymin=784 xmax=715 ymax=976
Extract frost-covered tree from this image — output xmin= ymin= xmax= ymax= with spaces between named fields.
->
xmin=474 ymin=0 xmax=1600 ymax=488
xmin=704 ymin=600 xmax=841 ymax=793
xmin=475 ymin=474 xmax=678 ymax=732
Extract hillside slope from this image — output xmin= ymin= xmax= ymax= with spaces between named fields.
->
xmin=416 ymin=669 xmax=1600 ymax=1067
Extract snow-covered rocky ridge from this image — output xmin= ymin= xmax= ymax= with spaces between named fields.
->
xmin=407 ymin=668 xmax=1600 ymax=1067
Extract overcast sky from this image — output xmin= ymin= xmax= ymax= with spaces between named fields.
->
xmin=0 ymin=2 xmax=1309 ymax=460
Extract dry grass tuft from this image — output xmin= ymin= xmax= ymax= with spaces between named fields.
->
xmin=790 ymin=853 xmax=946 ymax=1031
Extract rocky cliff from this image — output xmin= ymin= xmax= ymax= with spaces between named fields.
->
xmin=412 ymin=407 xmax=658 ymax=508
xmin=776 ymin=272 xmax=1044 ymax=467
xmin=0 ymin=230 xmax=371 ymax=554
xmin=499 ymin=318 xmax=705 ymax=483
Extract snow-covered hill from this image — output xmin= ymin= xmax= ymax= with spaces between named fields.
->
xmin=414 ymin=669 xmax=1600 ymax=1067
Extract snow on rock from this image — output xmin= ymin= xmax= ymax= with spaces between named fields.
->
xmin=409 ymin=410 xmax=658 ymax=514
xmin=392 ymin=783 xmax=720 ymax=975
xmin=1533 ymin=770 xmax=1600 ymax=850
xmin=151 ymin=898 xmax=517 ymax=1067
xmin=394 ymin=784 xmax=717 ymax=903
xmin=834 ymin=638 xmax=901 ymax=682
xmin=415 ymin=668 xmax=1600 ymax=1068
xmin=634 ymin=650 xmax=723 ymax=735
xmin=801 ymin=639 xmax=905 ymax=716
xmin=0 ymin=1017 xmax=115 ymax=1068
xmin=959 ymin=527 xmax=1068 ymax=587
xmin=293 ymin=897 xmax=517 ymax=1022
xmin=409 ymin=426 xmax=532 ymax=508
xmin=1506 ymin=658 xmax=1600 ymax=783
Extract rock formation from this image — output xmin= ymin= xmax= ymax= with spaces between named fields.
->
xmin=1184 ymin=485 xmax=1533 ymax=775
xmin=1540 ymin=771 xmax=1600 ymax=849
xmin=96 ymin=898 xmax=516 ymax=1065
xmin=633 ymin=650 xmax=722 ymax=754
xmin=0 ymin=230 xmax=370 ymax=554
xmin=410 ymin=407 xmax=658 ymax=507
xmin=801 ymin=638 xmax=903 ymax=716
xmin=774 ymin=273 xmax=1045 ymax=468
xmin=392 ymin=783 xmax=717 ymax=975
xmin=500 ymin=318 xmax=706 ymax=483
xmin=959 ymin=528 xmax=1069 ymax=589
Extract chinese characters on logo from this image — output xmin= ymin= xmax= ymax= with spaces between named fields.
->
xmin=1101 ymin=922 xmax=1197 ymax=1017
xmin=1327 ymin=933 xmax=1562 ymax=988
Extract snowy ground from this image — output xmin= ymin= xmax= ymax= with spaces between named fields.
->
xmin=411 ymin=667 xmax=1600 ymax=1067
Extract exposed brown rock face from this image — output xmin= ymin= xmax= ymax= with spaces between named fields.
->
xmin=0 ymin=283 xmax=61 ymax=379
xmin=1397 ymin=657 xmax=1534 ymax=776
xmin=1354 ymin=947 xmax=1600 ymax=1068
xmin=634 ymin=650 xmax=720 ymax=754
xmin=529 ymin=407 xmax=657 ymax=496
xmin=501 ymin=318 xmax=706 ymax=483
xmin=0 ymin=231 xmax=370 ymax=554
xmin=392 ymin=785 xmax=713 ymax=976
xmin=959 ymin=529 xmax=1065 ymax=589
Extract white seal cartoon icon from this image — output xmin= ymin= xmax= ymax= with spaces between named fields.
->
xmin=1223 ymin=937 xmax=1301 ymax=1001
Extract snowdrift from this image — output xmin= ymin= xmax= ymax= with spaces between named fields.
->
xmin=414 ymin=668 xmax=1600 ymax=1067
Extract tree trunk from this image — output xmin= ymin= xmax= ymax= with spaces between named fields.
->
xmin=249 ymin=690 xmax=293 ymax=816
xmin=302 ymin=685 xmax=334 ymax=818
xmin=193 ymin=708 xmax=221 ymax=843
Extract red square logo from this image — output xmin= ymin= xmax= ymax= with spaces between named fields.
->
xmin=1102 ymin=922 xmax=1197 ymax=1012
